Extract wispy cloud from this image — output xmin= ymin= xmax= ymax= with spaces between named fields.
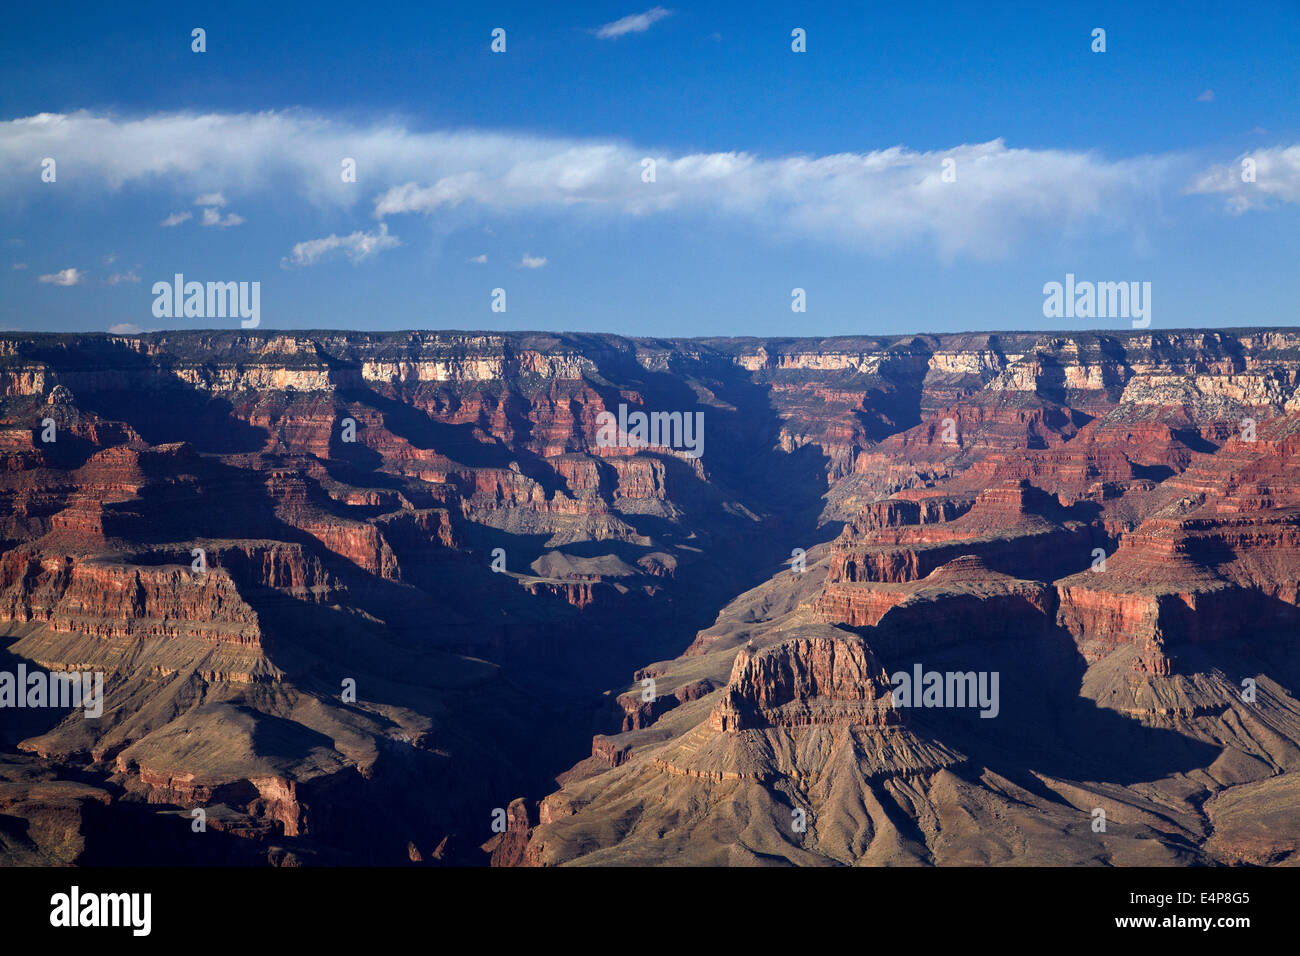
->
xmin=0 ymin=110 xmax=1253 ymax=259
xmin=1188 ymin=146 xmax=1300 ymax=212
xmin=106 ymin=270 xmax=140 ymax=284
xmin=162 ymin=192 xmax=242 ymax=227
xmin=1197 ymin=89 xmax=1215 ymax=103
xmin=108 ymin=322 xmax=144 ymax=334
xmin=468 ymin=253 xmax=488 ymax=263
xmin=11 ymin=262 xmax=28 ymax=270
xmin=371 ymin=137 xmax=1177 ymax=258
xmin=520 ymin=254 xmax=547 ymax=268
xmin=38 ymin=267 xmax=82 ymax=286
xmin=201 ymin=206 xmax=244 ymax=228
xmin=594 ymin=7 xmax=672 ymax=40
xmin=283 ymin=222 xmax=400 ymax=267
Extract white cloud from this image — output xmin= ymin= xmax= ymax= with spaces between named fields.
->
xmin=595 ymin=7 xmax=672 ymax=39
xmin=1197 ymin=89 xmax=1215 ymax=103
xmin=372 ymin=138 xmax=1176 ymax=258
xmin=1188 ymin=146 xmax=1300 ymax=212
xmin=106 ymin=270 xmax=140 ymax=284
xmin=520 ymin=254 xmax=547 ymax=268
xmin=164 ymin=193 xmax=242 ymax=227
xmin=108 ymin=323 xmax=143 ymax=334
xmin=468 ymin=253 xmax=488 ymax=263
xmin=38 ymin=267 xmax=82 ymax=286
xmin=283 ymin=222 xmax=400 ymax=267
xmin=11 ymin=262 xmax=28 ymax=270
xmin=0 ymin=110 xmax=1198 ymax=258
xmin=201 ymin=206 xmax=243 ymax=227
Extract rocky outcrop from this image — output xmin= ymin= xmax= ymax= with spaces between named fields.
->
xmin=0 ymin=551 xmax=263 ymax=646
xmin=709 ymin=635 xmax=899 ymax=731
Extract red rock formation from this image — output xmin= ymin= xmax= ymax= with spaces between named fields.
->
xmin=481 ymin=797 xmax=535 ymax=867
xmin=0 ymin=551 xmax=262 ymax=646
xmin=709 ymin=635 xmax=900 ymax=731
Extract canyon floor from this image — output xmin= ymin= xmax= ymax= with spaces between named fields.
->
xmin=1 ymin=328 xmax=1298 ymax=866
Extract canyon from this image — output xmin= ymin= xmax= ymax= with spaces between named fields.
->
xmin=1 ymin=328 xmax=1298 ymax=866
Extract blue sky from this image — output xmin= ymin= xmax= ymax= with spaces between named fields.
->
xmin=1 ymin=1 xmax=1297 ymax=336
